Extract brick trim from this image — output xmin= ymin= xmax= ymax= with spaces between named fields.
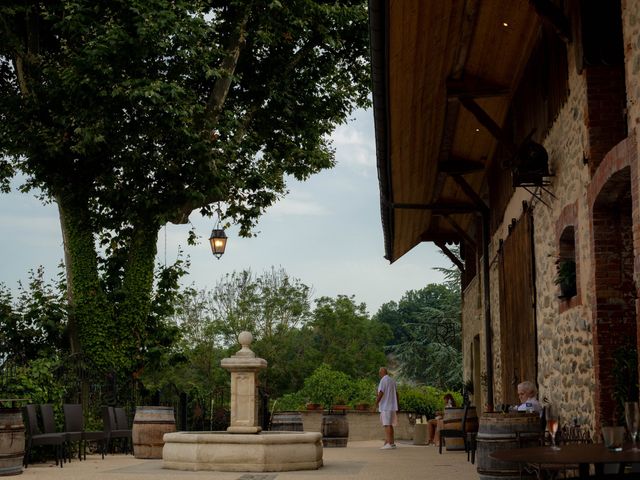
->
xmin=555 ymin=202 xmax=581 ymax=313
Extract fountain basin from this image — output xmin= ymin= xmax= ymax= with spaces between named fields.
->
xmin=162 ymin=431 xmax=323 ymax=472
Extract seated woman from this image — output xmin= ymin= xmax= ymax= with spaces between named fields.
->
xmin=516 ymin=380 xmax=543 ymax=415
xmin=427 ymin=394 xmax=456 ymax=445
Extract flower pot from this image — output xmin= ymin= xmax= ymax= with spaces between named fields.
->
xmin=354 ymin=403 xmax=370 ymax=411
xmin=330 ymin=405 xmax=349 ymax=411
xmin=306 ymin=403 xmax=322 ymax=411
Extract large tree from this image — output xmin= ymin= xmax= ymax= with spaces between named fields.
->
xmin=375 ymin=283 xmax=462 ymax=389
xmin=0 ymin=1 xmax=370 ymax=371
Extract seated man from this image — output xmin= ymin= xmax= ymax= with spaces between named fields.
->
xmin=516 ymin=380 xmax=543 ymax=415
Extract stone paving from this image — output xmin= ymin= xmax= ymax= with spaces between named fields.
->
xmin=19 ymin=440 xmax=480 ymax=480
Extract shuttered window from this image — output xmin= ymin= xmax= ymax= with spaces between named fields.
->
xmin=498 ymin=209 xmax=537 ymax=405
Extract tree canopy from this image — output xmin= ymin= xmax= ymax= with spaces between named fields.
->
xmin=375 ymin=283 xmax=462 ymax=389
xmin=0 ymin=0 xmax=370 ymax=371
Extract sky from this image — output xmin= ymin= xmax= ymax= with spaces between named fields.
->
xmin=0 ymin=109 xmax=449 ymax=315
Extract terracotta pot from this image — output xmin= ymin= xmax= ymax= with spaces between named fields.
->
xmin=330 ymin=405 xmax=349 ymax=411
xmin=354 ymin=403 xmax=370 ymax=411
xmin=306 ymin=403 xmax=322 ymax=411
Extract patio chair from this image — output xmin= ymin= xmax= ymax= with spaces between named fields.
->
xmin=63 ymin=403 xmax=106 ymax=460
xmin=23 ymin=404 xmax=66 ymax=468
xmin=103 ymin=406 xmax=132 ymax=454
xmin=439 ymin=403 xmax=470 ymax=454
xmin=41 ymin=403 xmax=82 ymax=462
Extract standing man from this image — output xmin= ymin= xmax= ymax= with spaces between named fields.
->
xmin=376 ymin=366 xmax=399 ymax=449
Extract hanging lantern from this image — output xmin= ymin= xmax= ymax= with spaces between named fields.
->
xmin=209 ymin=228 xmax=227 ymax=259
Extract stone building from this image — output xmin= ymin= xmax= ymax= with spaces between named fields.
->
xmin=369 ymin=0 xmax=640 ymax=432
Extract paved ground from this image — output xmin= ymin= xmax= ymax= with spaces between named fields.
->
xmin=20 ymin=441 xmax=480 ymax=480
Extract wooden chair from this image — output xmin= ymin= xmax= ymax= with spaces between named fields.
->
xmin=23 ymin=404 xmax=66 ymax=468
xmin=439 ymin=403 xmax=469 ymax=454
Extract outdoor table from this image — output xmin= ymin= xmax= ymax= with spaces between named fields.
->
xmin=490 ymin=443 xmax=640 ymax=478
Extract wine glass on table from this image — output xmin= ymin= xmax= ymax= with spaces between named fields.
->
xmin=625 ymin=401 xmax=640 ymax=451
xmin=546 ymin=405 xmax=560 ymax=450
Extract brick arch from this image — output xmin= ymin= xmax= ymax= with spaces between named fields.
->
xmin=555 ymin=202 xmax=580 ymax=312
xmin=588 ymin=136 xmax=638 ymax=428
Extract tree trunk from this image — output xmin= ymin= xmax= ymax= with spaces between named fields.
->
xmin=57 ymin=194 xmax=115 ymax=369
xmin=116 ymin=222 xmax=159 ymax=371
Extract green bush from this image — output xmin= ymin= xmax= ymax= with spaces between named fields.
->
xmin=273 ymin=392 xmax=306 ymax=412
xmin=301 ymin=364 xmax=354 ymax=408
xmin=397 ymin=385 xmax=464 ymax=418
xmin=3 ymin=357 xmax=66 ymax=405
xmin=350 ymin=378 xmax=376 ymax=406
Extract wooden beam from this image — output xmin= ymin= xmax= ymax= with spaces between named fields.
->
xmin=419 ymin=232 xmax=461 ymax=244
xmin=450 ymin=174 xmax=489 ymax=213
xmin=435 ymin=240 xmax=465 ymax=272
xmin=529 ymin=0 xmax=571 ymax=43
xmin=447 ymin=75 xmax=510 ymax=99
xmin=392 ymin=201 xmax=479 ymax=214
xmin=458 ymin=96 xmax=518 ymax=155
xmin=451 ymin=0 xmax=481 ymax=80
xmin=439 ymin=155 xmax=485 ymax=175
xmin=438 ymin=214 xmax=478 ymax=249
xmin=433 ymin=100 xmax=462 ymax=202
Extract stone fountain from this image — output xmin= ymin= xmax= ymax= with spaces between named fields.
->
xmin=162 ymin=331 xmax=323 ymax=472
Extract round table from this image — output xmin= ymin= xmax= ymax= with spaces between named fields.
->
xmin=490 ymin=443 xmax=640 ymax=478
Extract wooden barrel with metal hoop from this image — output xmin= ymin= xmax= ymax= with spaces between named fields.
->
xmin=476 ymin=412 xmax=542 ymax=480
xmin=321 ymin=411 xmax=348 ymax=447
xmin=0 ymin=408 xmax=25 ymax=476
xmin=132 ymin=406 xmax=176 ymax=459
xmin=442 ymin=406 xmax=479 ymax=451
xmin=270 ymin=412 xmax=304 ymax=432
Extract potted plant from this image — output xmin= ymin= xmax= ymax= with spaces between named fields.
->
xmin=330 ymin=397 xmax=350 ymax=411
xmin=555 ymin=258 xmax=577 ymax=298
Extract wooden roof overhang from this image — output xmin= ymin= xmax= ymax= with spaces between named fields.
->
xmin=370 ymin=0 xmax=561 ymax=263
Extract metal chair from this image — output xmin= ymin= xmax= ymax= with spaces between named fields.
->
xmin=525 ymin=423 xmax=593 ymax=479
xmin=23 ymin=404 xmax=66 ymax=468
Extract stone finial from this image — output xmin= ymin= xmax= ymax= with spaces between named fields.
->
xmin=235 ymin=331 xmax=255 ymax=358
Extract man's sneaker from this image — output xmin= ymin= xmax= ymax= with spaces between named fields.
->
xmin=380 ymin=443 xmax=393 ymax=450
xmin=391 ymin=443 xmax=397 ymax=449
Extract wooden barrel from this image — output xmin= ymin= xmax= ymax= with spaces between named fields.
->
xmin=270 ymin=412 xmax=303 ymax=432
xmin=476 ymin=413 xmax=542 ymax=480
xmin=442 ymin=406 xmax=479 ymax=451
xmin=321 ymin=412 xmax=348 ymax=447
xmin=0 ymin=409 xmax=24 ymax=476
xmin=132 ymin=406 xmax=176 ymax=459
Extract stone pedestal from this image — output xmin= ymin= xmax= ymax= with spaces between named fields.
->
xmin=220 ymin=331 xmax=267 ymax=434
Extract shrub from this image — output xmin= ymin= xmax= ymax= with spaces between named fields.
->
xmin=273 ymin=392 xmax=306 ymax=412
xmin=397 ymin=385 xmax=464 ymax=418
xmin=301 ymin=364 xmax=354 ymax=408
xmin=350 ymin=378 xmax=376 ymax=406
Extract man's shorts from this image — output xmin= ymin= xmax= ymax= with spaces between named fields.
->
xmin=380 ymin=410 xmax=398 ymax=426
